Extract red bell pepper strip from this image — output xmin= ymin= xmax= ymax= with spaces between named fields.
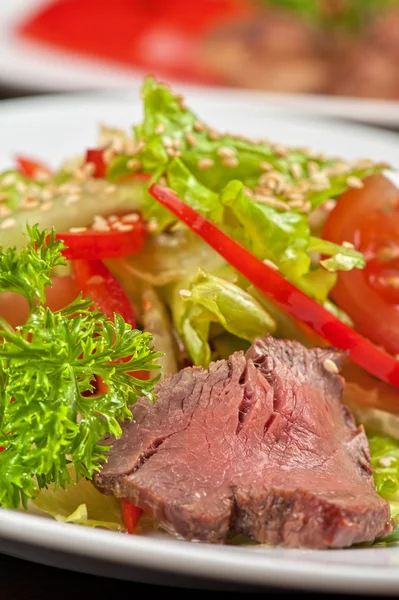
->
xmin=15 ymin=155 xmax=52 ymax=179
xmin=85 ymin=149 xmax=107 ymax=178
xmin=73 ymin=258 xmax=145 ymax=531
xmin=57 ymin=214 xmax=146 ymax=260
xmin=149 ymin=183 xmax=399 ymax=389
xmin=120 ymin=499 xmax=143 ymax=534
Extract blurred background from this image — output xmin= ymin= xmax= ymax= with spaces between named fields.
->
xmin=0 ymin=1 xmax=398 ymax=124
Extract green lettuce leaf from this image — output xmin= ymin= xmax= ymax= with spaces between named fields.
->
xmin=308 ymin=237 xmax=365 ymax=273
xmin=171 ymin=270 xmax=276 ymax=367
xmin=369 ymin=434 xmax=399 ymax=500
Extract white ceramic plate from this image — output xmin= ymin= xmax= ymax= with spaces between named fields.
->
xmin=1 ymin=0 xmax=399 ymax=129
xmin=1 ymin=89 xmax=399 ymax=595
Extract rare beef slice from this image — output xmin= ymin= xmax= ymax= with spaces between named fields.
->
xmin=94 ymin=336 xmax=391 ymax=548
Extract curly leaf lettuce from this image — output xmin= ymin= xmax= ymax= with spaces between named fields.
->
xmin=171 ymin=270 xmax=276 ymax=367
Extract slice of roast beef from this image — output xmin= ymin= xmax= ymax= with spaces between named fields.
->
xmin=93 ymin=336 xmax=391 ymax=548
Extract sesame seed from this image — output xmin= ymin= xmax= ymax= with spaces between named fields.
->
xmin=73 ymin=169 xmax=87 ymax=182
xmin=16 ymin=181 xmax=27 ymax=193
xmin=197 ymin=158 xmax=214 ymax=170
xmin=41 ymin=189 xmax=53 ymax=201
xmin=162 ymin=136 xmax=173 ymax=148
xmin=87 ymin=275 xmax=105 ymax=285
xmin=308 ymin=161 xmax=320 ymax=176
xmin=193 ymin=121 xmax=204 ymax=132
xmin=272 ymin=144 xmax=288 ymax=157
xmin=0 ymin=217 xmax=16 ymax=230
xmin=243 ymin=186 xmax=254 ymax=198
xmin=173 ymin=150 xmax=182 ymax=158
xmin=127 ymin=159 xmax=142 ymax=171
xmin=222 ymin=157 xmax=239 ymax=168
xmin=114 ymin=223 xmax=134 ymax=232
xmin=121 ymin=213 xmax=140 ymax=223
xmin=2 ymin=174 xmax=17 ymax=186
xmin=379 ymin=456 xmax=395 ymax=468
xmin=155 ymin=123 xmax=165 ymax=135
xmin=323 ymin=199 xmax=336 ymax=212
xmin=0 ymin=205 xmax=11 ymax=217
xmin=132 ymin=139 xmax=146 ymax=155
xmin=83 ymin=162 xmax=96 ymax=177
xmin=105 ymin=185 xmax=117 ymax=195
xmin=342 ymin=241 xmax=355 ymax=249
xmin=287 ymin=199 xmax=304 ymax=209
xmin=377 ymin=245 xmax=399 ymax=262
xmin=217 ymin=146 xmax=236 ymax=159
xmin=208 ymin=129 xmax=220 ymax=140
xmin=290 ymin=163 xmax=302 ymax=179
xmin=254 ymin=194 xmax=289 ymax=211
xmin=92 ymin=223 xmax=111 ymax=232
xmin=40 ymin=201 xmax=53 ymax=212
xmin=21 ymin=200 xmax=39 ymax=211
xmin=323 ymin=358 xmax=339 ymax=374
xmin=263 ymin=258 xmax=279 ymax=271
xmin=35 ymin=170 xmax=51 ymax=183
xmin=260 ymin=162 xmax=273 ymax=172
xmin=347 ymin=176 xmax=364 ymax=189
xmin=93 ymin=214 xmax=108 ymax=227
xmin=300 ymin=201 xmax=312 ymax=213
xmin=383 ymin=276 xmax=399 ymax=288
xmin=108 ymin=215 xmax=118 ymax=223
xmin=147 ymin=220 xmax=158 ymax=233
xmin=69 ymin=227 xmax=87 ymax=233
xmin=186 ymin=132 xmax=198 ymax=147
xmin=64 ymin=194 xmax=81 ymax=205
xmin=353 ymin=159 xmax=375 ymax=170
xmin=103 ymin=148 xmax=115 ymax=164
xmin=179 ymin=289 xmax=192 ymax=298
xmin=172 ymin=139 xmax=182 ymax=149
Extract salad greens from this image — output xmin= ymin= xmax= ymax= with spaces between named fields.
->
xmin=0 ymin=226 xmax=160 ymax=509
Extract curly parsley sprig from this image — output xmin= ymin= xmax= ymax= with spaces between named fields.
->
xmin=0 ymin=225 xmax=161 ymax=509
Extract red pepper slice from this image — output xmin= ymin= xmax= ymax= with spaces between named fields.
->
xmin=120 ymin=499 xmax=143 ymax=534
xmin=57 ymin=214 xmax=146 ymax=260
xmin=149 ymin=183 xmax=399 ymax=388
xmin=15 ymin=155 xmax=52 ymax=179
xmin=85 ymin=149 xmax=107 ymax=179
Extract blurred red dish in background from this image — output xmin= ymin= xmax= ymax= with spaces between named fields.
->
xmin=18 ymin=0 xmax=251 ymax=84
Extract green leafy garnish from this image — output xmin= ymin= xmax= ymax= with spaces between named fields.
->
xmin=0 ymin=226 xmax=161 ymax=509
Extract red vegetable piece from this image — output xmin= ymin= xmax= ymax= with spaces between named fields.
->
xmin=85 ymin=149 xmax=107 ymax=178
xmin=149 ymin=183 xmax=399 ymax=388
xmin=15 ymin=155 xmax=51 ymax=179
xmin=120 ymin=499 xmax=143 ymax=534
xmin=57 ymin=214 xmax=146 ymax=260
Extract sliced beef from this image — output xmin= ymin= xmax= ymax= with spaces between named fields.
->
xmin=94 ymin=336 xmax=391 ymax=548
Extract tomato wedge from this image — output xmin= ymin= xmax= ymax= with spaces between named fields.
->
xmin=15 ymin=155 xmax=52 ymax=179
xmin=57 ymin=213 xmax=146 ymax=260
xmin=149 ymin=182 xmax=399 ymax=388
xmin=322 ymin=174 xmax=399 ymax=356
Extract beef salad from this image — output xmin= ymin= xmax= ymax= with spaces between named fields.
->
xmin=0 ymin=78 xmax=398 ymax=548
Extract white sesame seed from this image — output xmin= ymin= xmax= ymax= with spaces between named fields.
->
xmin=222 ymin=157 xmax=239 ymax=168
xmin=2 ymin=174 xmax=17 ymax=187
xmin=172 ymin=139 xmax=182 ymax=149
xmin=114 ymin=224 xmax=134 ymax=232
xmin=93 ymin=214 xmax=108 ymax=227
xmin=127 ymin=158 xmax=142 ymax=171
xmin=162 ymin=136 xmax=173 ymax=148
xmin=254 ymin=195 xmax=289 ymax=211
xmin=342 ymin=241 xmax=355 ymax=249
xmin=208 ymin=129 xmax=220 ymax=140
xmin=92 ymin=223 xmax=111 ymax=232
xmin=21 ymin=199 xmax=40 ymax=211
xmin=272 ymin=144 xmax=288 ymax=157
xmin=193 ymin=121 xmax=204 ymax=132
xmin=35 ymin=170 xmax=51 ymax=183
xmin=379 ymin=456 xmax=395 ymax=468
xmin=69 ymin=227 xmax=87 ymax=233
xmin=347 ymin=176 xmax=364 ymax=189
xmin=290 ymin=163 xmax=302 ymax=179
xmin=155 ymin=123 xmax=165 ymax=135
xmin=308 ymin=161 xmax=320 ymax=176
xmin=40 ymin=189 xmax=53 ymax=201
xmin=197 ymin=158 xmax=214 ymax=170
xmin=0 ymin=217 xmax=16 ymax=230
xmin=87 ymin=275 xmax=105 ymax=285
xmin=323 ymin=358 xmax=339 ymax=374
xmin=83 ymin=162 xmax=96 ymax=177
xmin=323 ymin=199 xmax=336 ymax=212
xmin=377 ymin=245 xmax=399 ymax=262
xmin=108 ymin=215 xmax=118 ymax=223
xmin=287 ymin=199 xmax=304 ymax=209
xmin=147 ymin=220 xmax=158 ymax=233
xmin=132 ymin=139 xmax=146 ymax=155
xmin=73 ymin=168 xmax=87 ymax=182
xmin=40 ymin=201 xmax=53 ymax=212
xmin=263 ymin=258 xmax=279 ymax=271
xmin=16 ymin=181 xmax=27 ymax=193
xmin=102 ymin=148 xmax=115 ymax=165
xmin=121 ymin=213 xmax=140 ymax=223
xmin=186 ymin=132 xmax=198 ymax=147
xmin=217 ymin=146 xmax=236 ymax=159
xmin=300 ymin=201 xmax=312 ymax=213
xmin=179 ymin=289 xmax=192 ymax=298
xmin=105 ymin=185 xmax=117 ymax=195
xmin=260 ymin=162 xmax=273 ymax=172
xmin=0 ymin=205 xmax=11 ymax=217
